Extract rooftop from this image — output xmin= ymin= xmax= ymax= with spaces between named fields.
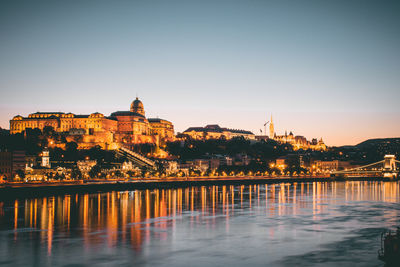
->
xmin=110 ymin=111 xmax=146 ymax=118
xmin=184 ymin=124 xmax=254 ymax=135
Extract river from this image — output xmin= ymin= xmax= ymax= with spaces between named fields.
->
xmin=0 ymin=181 xmax=399 ymax=266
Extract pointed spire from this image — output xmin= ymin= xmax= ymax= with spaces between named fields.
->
xmin=269 ymin=113 xmax=275 ymax=139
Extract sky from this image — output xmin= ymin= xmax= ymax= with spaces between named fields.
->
xmin=0 ymin=0 xmax=399 ymax=146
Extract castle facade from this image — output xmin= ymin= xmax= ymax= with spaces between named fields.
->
xmin=10 ymin=98 xmax=174 ymax=149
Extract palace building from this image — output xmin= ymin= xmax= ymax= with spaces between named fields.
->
xmin=9 ymin=98 xmax=174 ymax=150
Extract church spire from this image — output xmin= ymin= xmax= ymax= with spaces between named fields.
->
xmin=269 ymin=114 xmax=275 ymax=139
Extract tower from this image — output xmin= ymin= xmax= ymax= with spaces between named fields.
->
xmin=41 ymin=148 xmax=50 ymax=168
xmin=269 ymin=115 xmax=275 ymax=139
xmin=384 ymin=155 xmax=396 ymax=171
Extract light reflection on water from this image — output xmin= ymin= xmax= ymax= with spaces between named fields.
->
xmin=0 ymin=181 xmax=399 ymax=266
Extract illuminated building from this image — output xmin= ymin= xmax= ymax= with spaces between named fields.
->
xmin=268 ymin=115 xmax=327 ymax=151
xmin=77 ymin=160 xmax=97 ymax=178
xmin=269 ymin=115 xmax=275 ymax=139
xmin=148 ymin=118 xmax=175 ymax=141
xmin=9 ymin=98 xmax=174 ymax=150
xmin=275 ymin=157 xmax=286 ymax=169
xmin=313 ymin=160 xmax=353 ymax=173
xmin=41 ymin=148 xmax=50 ymax=168
xmin=25 ymin=166 xmax=71 ymax=181
xmin=183 ymin=124 xmax=255 ymax=140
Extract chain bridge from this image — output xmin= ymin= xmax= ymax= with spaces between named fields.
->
xmin=331 ymin=155 xmax=399 ymax=179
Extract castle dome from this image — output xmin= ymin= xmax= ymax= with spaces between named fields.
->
xmin=130 ymin=97 xmax=145 ymax=116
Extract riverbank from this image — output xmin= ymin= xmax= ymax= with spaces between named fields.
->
xmin=0 ymin=176 xmax=396 ymax=200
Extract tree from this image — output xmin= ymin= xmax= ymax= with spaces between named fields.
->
xmin=66 ymin=141 xmax=78 ymax=151
xmin=156 ymin=161 xmax=166 ymax=175
xmin=71 ymin=168 xmax=82 ymax=180
xmin=43 ymin=126 xmax=55 ymax=137
xmin=126 ymin=170 xmax=137 ymax=178
xmin=65 ymin=142 xmax=79 ymax=160
xmin=15 ymin=169 xmax=25 ymax=181
xmin=140 ymin=166 xmax=149 ymax=177
xmin=89 ymin=164 xmax=101 ymax=178
xmin=54 ymin=172 xmax=65 ymax=181
xmin=88 ymin=145 xmax=103 ymax=161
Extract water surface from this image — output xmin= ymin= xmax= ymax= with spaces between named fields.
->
xmin=0 ymin=181 xmax=399 ymax=266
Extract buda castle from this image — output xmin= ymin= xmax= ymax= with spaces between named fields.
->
xmin=9 ymin=98 xmax=174 ymax=150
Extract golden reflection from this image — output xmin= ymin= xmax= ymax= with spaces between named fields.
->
xmin=34 ymin=199 xmax=37 ymax=228
xmin=257 ymin=185 xmax=260 ymax=206
xmin=14 ymin=200 xmax=18 ymax=230
xmin=97 ymin=194 xmax=100 ymax=224
xmin=248 ymin=185 xmax=252 ymax=208
xmin=231 ymin=185 xmax=235 ymax=213
xmin=240 ymin=185 xmax=244 ymax=208
xmin=47 ymin=197 xmax=54 ymax=255
xmin=1 ymin=181 xmax=399 ymax=252
xmin=312 ymin=182 xmax=316 ymax=217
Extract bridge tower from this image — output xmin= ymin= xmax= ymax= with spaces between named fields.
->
xmin=384 ymin=155 xmax=396 ymax=171
xmin=383 ymin=155 xmax=397 ymax=178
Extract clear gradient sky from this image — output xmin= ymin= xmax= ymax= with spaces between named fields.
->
xmin=0 ymin=0 xmax=399 ymax=146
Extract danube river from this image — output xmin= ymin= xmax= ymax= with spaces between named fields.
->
xmin=0 ymin=181 xmax=399 ymax=266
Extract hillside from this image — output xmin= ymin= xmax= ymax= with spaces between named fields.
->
xmin=356 ymin=137 xmax=400 ymax=148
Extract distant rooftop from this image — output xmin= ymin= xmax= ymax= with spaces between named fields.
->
xmin=31 ymin=112 xmax=65 ymax=114
xmin=184 ymin=124 xmax=254 ymax=135
xmin=148 ymin=118 xmax=171 ymax=123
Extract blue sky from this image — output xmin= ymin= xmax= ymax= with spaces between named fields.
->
xmin=0 ymin=0 xmax=399 ymax=145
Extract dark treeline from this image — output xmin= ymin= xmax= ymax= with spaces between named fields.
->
xmin=167 ymin=137 xmax=293 ymax=161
